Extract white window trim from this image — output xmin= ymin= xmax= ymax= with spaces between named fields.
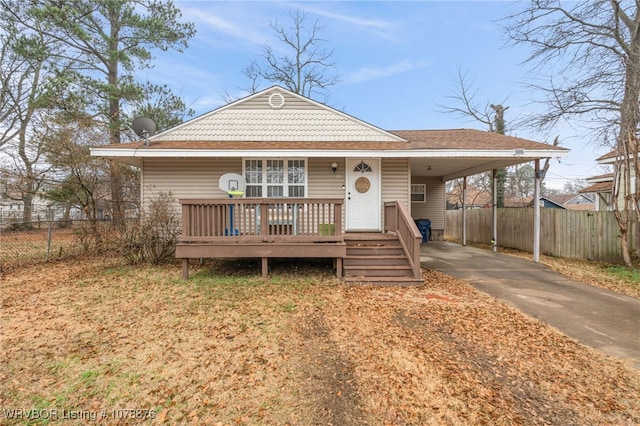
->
xmin=243 ymin=158 xmax=308 ymax=198
xmin=411 ymin=184 xmax=426 ymax=203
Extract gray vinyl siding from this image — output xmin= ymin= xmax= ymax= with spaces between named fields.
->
xmin=142 ymin=158 xmax=242 ymax=212
xmin=308 ymin=158 xmax=347 ymax=231
xmin=142 ymin=157 xmax=415 ymax=234
xmin=307 ymin=158 xmax=345 ymax=198
xmin=381 ymin=158 xmax=410 ymax=208
xmin=310 ymin=158 xmax=411 ymax=232
xmin=411 ymin=177 xmax=445 ymax=240
xmin=144 ymin=157 xmax=345 ymax=203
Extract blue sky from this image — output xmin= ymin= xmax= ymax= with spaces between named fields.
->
xmin=143 ymin=1 xmax=610 ymax=190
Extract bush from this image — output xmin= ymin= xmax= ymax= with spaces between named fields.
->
xmin=120 ymin=192 xmax=181 ymax=264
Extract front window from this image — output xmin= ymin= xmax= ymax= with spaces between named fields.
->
xmin=245 ymin=159 xmax=263 ymax=197
xmin=244 ymin=158 xmax=306 ymax=198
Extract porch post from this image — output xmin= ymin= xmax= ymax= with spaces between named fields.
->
xmin=182 ymin=258 xmax=189 ymax=280
xmin=334 ymin=203 xmax=342 ymax=236
xmin=462 ymin=176 xmax=467 ymax=246
xmin=492 ymin=169 xmax=498 ymax=253
xmin=533 ymin=159 xmax=541 ymax=263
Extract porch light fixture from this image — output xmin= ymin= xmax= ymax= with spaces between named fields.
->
xmin=331 ymin=162 xmax=338 ymax=174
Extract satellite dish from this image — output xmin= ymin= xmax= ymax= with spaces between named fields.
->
xmin=131 ymin=116 xmax=156 ymax=145
xmin=219 ymin=173 xmax=246 ymax=197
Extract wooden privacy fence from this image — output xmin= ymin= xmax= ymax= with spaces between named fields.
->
xmin=445 ymin=208 xmax=636 ymax=263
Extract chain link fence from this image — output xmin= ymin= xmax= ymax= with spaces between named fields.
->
xmin=1 ymin=219 xmax=118 ymax=272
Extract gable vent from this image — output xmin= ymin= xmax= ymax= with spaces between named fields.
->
xmin=268 ymin=92 xmax=286 ymax=109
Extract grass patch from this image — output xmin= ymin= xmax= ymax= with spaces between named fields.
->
xmin=606 ymin=265 xmax=640 ymax=285
xmin=1 ymin=255 xmax=639 ymax=425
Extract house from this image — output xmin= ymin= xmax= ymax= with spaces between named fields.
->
xmin=91 ymin=86 xmax=568 ymax=283
xmin=581 ymin=173 xmax=614 ymax=211
xmin=583 ymin=144 xmax=640 ymax=212
xmin=524 ymin=194 xmax=596 ymax=210
xmin=447 ymin=189 xmax=592 ymax=210
xmin=446 ymin=185 xmax=492 ymax=209
xmin=0 ymin=191 xmax=60 ymax=223
xmin=527 ymin=196 xmax=566 ymax=209
xmin=557 ymin=193 xmax=595 ymax=211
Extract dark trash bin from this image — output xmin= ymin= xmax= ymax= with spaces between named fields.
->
xmin=415 ymin=219 xmax=431 ymax=243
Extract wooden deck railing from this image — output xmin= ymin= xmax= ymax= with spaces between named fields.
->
xmin=179 ymin=198 xmax=343 ymax=243
xmin=384 ymin=201 xmax=422 ymax=280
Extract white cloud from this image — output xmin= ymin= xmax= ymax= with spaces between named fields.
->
xmin=179 ymin=5 xmax=268 ymax=47
xmin=344 ymin=59 xmax=431 ymax=85
xmin=302 ymin=5 xmax=393 ymax=31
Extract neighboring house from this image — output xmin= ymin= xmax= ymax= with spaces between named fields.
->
xmin=559 ymin=193 xmax=595 ymax=211
xmin=526 ymin=196 xmax=566 ymax=209
xmin=524 ymin=194 xmax=596 ymax=210
xmin=91 ymin=86 xmax=568 ymax=283
xmin=504 ymin=196 xmax=533 ymax=208
xmin=584 ymin=146 xmax=640 ymax=212
xmin=446 ymin=190 xmax=592 ymax=210
xmin=446 ymin=185 xmax=492 ymax=209
xmin=0 ymin=192 xmax=58 ymax=223
xmin=581 ymin=173 xmax=614 ymax=211
xmin=0 ymin=193 xmax=110 ymax=223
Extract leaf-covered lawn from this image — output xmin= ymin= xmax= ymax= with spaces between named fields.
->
xmin=1 ymin=256 xmax=639 ymax=425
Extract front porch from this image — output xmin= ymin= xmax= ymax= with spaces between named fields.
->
xmin=176 ymin=198 xmax=422 ymax=283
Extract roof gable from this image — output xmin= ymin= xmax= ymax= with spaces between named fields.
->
xmin=151 ymin=86 xmax=406 ymax=143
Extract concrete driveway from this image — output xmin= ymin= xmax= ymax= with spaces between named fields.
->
xmin=420 ymin=241 xmax=640 ymax=369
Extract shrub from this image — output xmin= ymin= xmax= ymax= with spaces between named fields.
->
xmin=120 ymin=192 xmax=181 ymax=264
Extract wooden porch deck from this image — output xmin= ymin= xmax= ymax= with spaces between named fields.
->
xmin=176 ymin=198 xmax=422 ymax=284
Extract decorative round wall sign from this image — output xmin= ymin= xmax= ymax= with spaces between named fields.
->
xmin=355 ymin=177 xmax=371 ymax=193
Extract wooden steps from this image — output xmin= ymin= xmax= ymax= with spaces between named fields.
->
xmin=343 ymin=233 xmax=423 ymax=285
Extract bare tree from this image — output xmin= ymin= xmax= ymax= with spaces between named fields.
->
xmin=43 ymin=114 xmax=112 ymax=241
xmin=504 ymin=1 xmax=640 ymax=266
xmin=440 ymin=68 xmax=503 ymax=131
xmin=243 ymin=9 xmax=339 ymax=99
xmin=446 ymin=175 xmax=492 ymax=209
xmin=440 ymin=67 xmax=511 ymax=207
xmin=4 ymin=0 xmax=196 ymax=230
xmin=506 ymin=164 xmax=536 ymax=202
xmin=0 ymin=6 xmax=64 ymax=224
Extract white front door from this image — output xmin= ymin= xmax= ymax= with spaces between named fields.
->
xmin=346 ymin=158 xmax=381 ymax=231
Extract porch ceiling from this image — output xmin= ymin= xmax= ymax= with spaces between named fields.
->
xmin=410 ymin=156 xmax=543 ymax=181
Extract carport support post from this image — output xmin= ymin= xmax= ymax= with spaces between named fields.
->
xmin=533 ymin=159 xmax=541 ymax=263
xmin=492 ymin=169 xmax=498 ymax=253
xmin=462 ymin=176 xmax=467 ymax=246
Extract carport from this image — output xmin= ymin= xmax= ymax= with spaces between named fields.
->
xmin=397 ymin=129 xmax=568 ymax=262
